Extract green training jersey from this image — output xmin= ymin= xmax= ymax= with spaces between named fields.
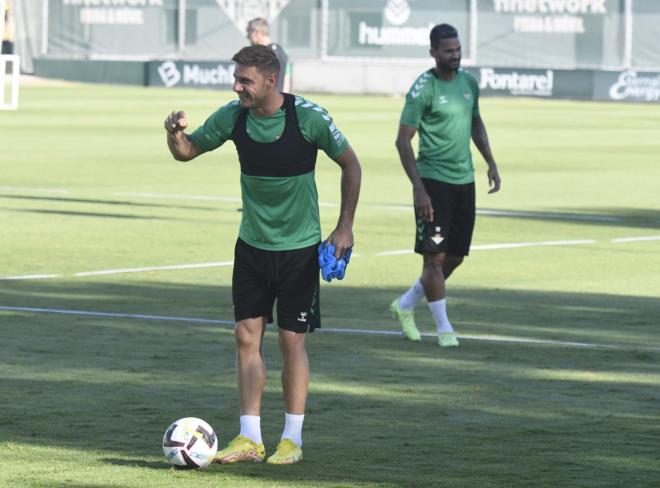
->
xmin=190 ymin=96 xmax=349 ymax=251
xmin=400 ymin=68 xmax=479 ymax=184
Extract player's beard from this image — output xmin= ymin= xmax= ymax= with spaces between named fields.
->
xmin=237 ymin=93 xmax=252 ymax=106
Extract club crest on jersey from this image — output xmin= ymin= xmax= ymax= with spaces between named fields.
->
xmin=438 ymin=96 xmax=448 ymax=104
xmin=463 ymin=91 xmax=472 ymax=100
xmin=430 ymin=226 xmax=444 ymax=245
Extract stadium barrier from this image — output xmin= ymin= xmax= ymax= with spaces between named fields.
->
xmin=32 ymin=57 xmax=660 ymax=104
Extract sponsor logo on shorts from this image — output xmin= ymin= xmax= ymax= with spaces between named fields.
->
xmin=430 ymin=226 xmax=444 ymax=245
xmin=297 ymin=312 xmax=308 ymax=323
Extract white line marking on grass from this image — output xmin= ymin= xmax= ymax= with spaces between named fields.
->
xmin=376 ymin=249 xmax=415 ymax=256
xmin=471 ymin=239 xmax=596 ymax=250
xmin=477 ymin=209 xmax=621 ymax=222
xmin=113 ymin=192 xmax=241 ymax=203
xmin=1 ymin=305 xmax=658 ymax=353
xmin=0 ymin=186 xmax=70 ymax=194
xmin=455 ymin=333 xmax=622 ymax=349
xmin=1 ymin=188 xmax=627 ymax=225
xmin=0 ymin=306 xmax=235 ymax=325
xmin=109 ymin=193 xmax=624 ymax=224
xmin=325 ymin=329 xmax=660 ymax=352
xmin=377 ymin=239 xmax=597 ymax=256
xmin=0 ymin=274 xmax=60 ymax=281
xmin=611 ymin=236 xmax=660 ymax=243
xmin=369 ymin=205 xmax=622 ymax=222
xmin=115 ymin=192 xmax=340 ymax=209
xmin=3 ymin=236 xmax=654 ymax=280
xmin=74 ymin=261 xmax=234 ymax=277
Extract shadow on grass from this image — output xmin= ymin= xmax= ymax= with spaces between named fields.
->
xmin=476 ymin=206 xmax=660 ymax=231
xmin=9 ymin=208 xmax=172 ymax=220
xmin=101 ymin=458 xmax=170 ymax=470
xmin=0 ymin=193 xmax=218 ymax=212
xmin=1 ymin=280 xmax=659 ymax=486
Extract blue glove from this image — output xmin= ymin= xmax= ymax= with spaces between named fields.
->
xmin=318 ymin=242 xmax=352 ymax=283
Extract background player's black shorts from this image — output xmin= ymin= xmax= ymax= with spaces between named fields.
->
xmin=414 ymin=179 xmax=475 ymax=256
xmin=232 ymin=238 xmax=321 ymax=333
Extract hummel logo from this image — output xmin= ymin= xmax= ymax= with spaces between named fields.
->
xmin=410 ymin=73 xmax=430 ymax=99
xmin=416 ymin=218 xmax=425 ymax=241
xmin=297 ymin=312 xmax=308 ymax=323
xmin=384 ymin=0 xmax=411 ymax=26
xmin=438 ymin=96 xmax=448 ymax=104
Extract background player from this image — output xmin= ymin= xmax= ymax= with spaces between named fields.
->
xmin=390 ymin=24 xmax=501 ymax=348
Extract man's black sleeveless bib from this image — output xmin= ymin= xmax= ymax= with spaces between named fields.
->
xmin=230 ymin=93 xmax=318 ymax=177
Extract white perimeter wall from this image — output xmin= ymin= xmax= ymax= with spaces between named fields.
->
xmin=291 ymin=59 xmax=433 ymax=96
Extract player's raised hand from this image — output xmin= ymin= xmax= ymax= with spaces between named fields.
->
xmin=487 ymin=164 xmax=501 ymax=194
xmin=164 ymin=111 xmax=188 ymax=133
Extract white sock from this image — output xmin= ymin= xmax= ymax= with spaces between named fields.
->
xmin=281 ymin=412 xmax=304 ymax=447
xmin=239 ymin=415 xmax=262 ymax=444
xmin=398 ymin=279 xmax=424 ymax=310
xmin=428 ymin=298 xmax=454 ymax=334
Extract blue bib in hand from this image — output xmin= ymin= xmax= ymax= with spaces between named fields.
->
xmin=318 ymin=242 xmax=352 ymax=282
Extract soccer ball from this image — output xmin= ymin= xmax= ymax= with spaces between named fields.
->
xmin=162 ymin=417 xmax=218 ymax=469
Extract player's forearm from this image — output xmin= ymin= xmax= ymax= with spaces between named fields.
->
xmin=167 ymin=131 xmax=200 ymax=162
xmin=336 ymin=156 xmax=361 ymax=231
xmin=471 ymin=119 xmax=496 ymax=167
xmin=395 ymin=137 xmax=424 ymax=189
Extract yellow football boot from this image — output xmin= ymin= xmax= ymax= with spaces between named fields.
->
xmin=266 ymin=439 xmax=303 ymax=465
xmin=215 ymin=435 xmax=265 ymax=464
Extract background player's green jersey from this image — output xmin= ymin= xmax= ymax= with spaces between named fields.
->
xmin=190 ymin=96 xmax=349 ymax=251
xmin=400 ymin=69 xmax=480 ymax=184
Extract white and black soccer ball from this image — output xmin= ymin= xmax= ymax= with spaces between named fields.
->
xmin=162 ymin=417 xmax=218 ymax=469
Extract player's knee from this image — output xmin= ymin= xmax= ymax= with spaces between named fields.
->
xmin=235 ymin=322 xmax=260 ymax=350
xmin=279 ymin=330 xmax=305 ymax=354
xmin=423 ymin=253 xmax=446 ymax=271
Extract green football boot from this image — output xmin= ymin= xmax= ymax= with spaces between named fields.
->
xmin=390 ymin=299 xmax=422 ymax=342
xmin=438 ymin=331 xmax=459 ymax=348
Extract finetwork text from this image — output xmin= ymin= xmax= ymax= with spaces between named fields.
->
xmin=493 ymin=0 xmax=607 ymax=14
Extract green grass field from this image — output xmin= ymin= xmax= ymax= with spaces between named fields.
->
xmin=1 ymin=81 xmax=659 ymax=487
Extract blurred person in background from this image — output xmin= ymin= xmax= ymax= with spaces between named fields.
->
xmin=2 ymin=0 xmax=14 ymax=55
xmin=246 ymin=17 xmax=291 ymax=93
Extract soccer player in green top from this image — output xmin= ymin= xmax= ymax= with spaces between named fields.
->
xmin=164 ymin=45 xmax=361 ymax=464
xmin=390 ymin=24 xmax=501 ymax=348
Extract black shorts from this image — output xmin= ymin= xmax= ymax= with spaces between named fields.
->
xmin=414 ymin=179 xmax=475 ymax=256
xmin=232 ymin=238 xmax=321 ymax=333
